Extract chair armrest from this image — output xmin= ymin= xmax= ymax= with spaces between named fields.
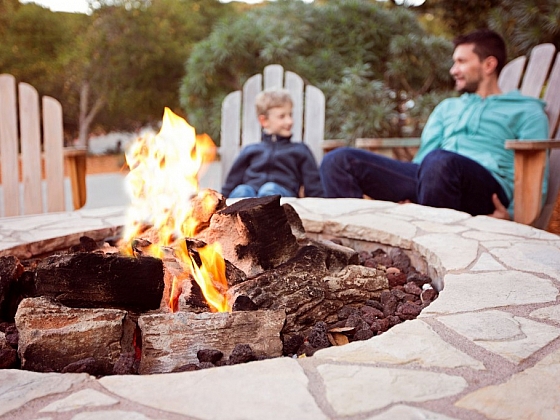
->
xmin=322 ymin=139 xmax=348 ymax=152
xmin=63 ymin=147 xmax=87 ymax=209
xmin=505 ymin=140 xmax=560 ymax=150
xmin=504 ymin=140 xmax=560 ymax=225
xmin=355 ymin=138 xmax=420 ymax=161
xmin=356 ymin=138 xmax=421 ymax=148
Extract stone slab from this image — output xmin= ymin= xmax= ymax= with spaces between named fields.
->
xmin=421 ymin=271 xmax=558 ymax=315
xmin=438 ymin=310 xmax=560 ymax=364
xmin=314 ymin=320 xmax=484 ymax=370
xmin=317 ymin=363 xmax=468 ymax=416
xmin=99 ymin=357 xmax=327 ymax=420
xmin=0 ymin=370 xmax=91 ymax=417
xmin=455 ymin=348 xmax=560 ymax=419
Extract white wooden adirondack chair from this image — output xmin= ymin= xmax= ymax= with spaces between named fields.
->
xmin=0 ymin=74 xmax=87 ymax=216
xmin=354 ymin=43 xmax=560 ymax=229
xmin=220 ymin=64 xmax=325 ymax=186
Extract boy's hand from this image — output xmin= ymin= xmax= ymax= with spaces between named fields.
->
xmin=488 ymin=193 xmax=510 ymax=220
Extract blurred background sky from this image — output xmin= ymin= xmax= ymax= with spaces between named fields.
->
xmin=20 ymin=0 xmax=91 ymax=13
xmin=18 ymin=0 xmax=277 ymax=12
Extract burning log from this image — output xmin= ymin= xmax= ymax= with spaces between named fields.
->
xmin=189 ymin=189 xmax=227 ymax=235
xmin=137 ymin=309 xmax=285 ymax=374
xmin=227 ymin=245 xmax=388 ymax=335
xmin=32 ymin=252 xmax=164 ymax=312
xmin=15 ymin=297 xmax=135 ymax=375
xmin=199 ymin=195 xmax=299 ymax=277
xmin=0 ymin=331 xmax=17 ymax=369
xmin=0 ymin=256 xmax=25 ymax=320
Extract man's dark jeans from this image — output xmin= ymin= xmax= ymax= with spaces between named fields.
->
xmin=320 ymin=147 xmax=509 ymax=216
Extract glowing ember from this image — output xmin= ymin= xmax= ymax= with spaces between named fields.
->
xmin=120 ymin=107 xmax=229 ymax=312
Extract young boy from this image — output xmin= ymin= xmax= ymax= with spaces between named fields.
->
xmin=221 ymin=89 xmax=324 ymax=198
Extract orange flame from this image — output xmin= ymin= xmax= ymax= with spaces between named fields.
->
xmin=121 ymin=107 xmax=229 ymax=312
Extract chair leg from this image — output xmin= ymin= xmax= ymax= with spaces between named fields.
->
xmin=65 ymin=153 xmax=87 ymax=209
xmin=513 ymin=149 xmax=547 ymax=225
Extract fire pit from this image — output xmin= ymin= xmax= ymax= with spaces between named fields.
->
xmin=0 ymin=110 xmax=439 ymax=376
xmin=0 ymin=193 xmax=438 ymax=375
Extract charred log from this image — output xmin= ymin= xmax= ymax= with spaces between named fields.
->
xmin=0 ymin=256 xmax=25 ymax=321
xmin=228 ymin=245 xmax=388 ymax=335
xmin=200 ymin=195 xmax=299 ymax=277
xmin=32 ymin=252 xmax=164 ymax=312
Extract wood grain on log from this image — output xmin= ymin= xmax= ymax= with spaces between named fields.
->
xmin=15 ymin=297 xmax=133 ymax=375
xmin=200 ymin=195 xmax=299 ymax=277
xmin=228 ymin=245 xmax=388 ymax=335
xmin=138 ymin=309 xmax=285 ymax=374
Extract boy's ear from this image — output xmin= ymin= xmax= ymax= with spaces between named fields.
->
xmin=258 ymin=114 xmax=268 ymax=127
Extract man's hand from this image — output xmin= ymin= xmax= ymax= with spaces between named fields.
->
xmin=489 ymin=193 xmax=510 ymax=220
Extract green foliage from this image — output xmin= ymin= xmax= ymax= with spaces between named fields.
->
xmin=72 ymin=0 xmax=235 ymax=133
xmin=488 ymin=0 xmax=560 ymax=58
xmin=180 ymin=0 xmax=454 ymax=143
xmin=323 ymin=64 xmax=400 ymax=140
xmin=0 ymin=3 xmax=87 ymax=100
xmin=417 ymin=0 xmax=502 ymax=35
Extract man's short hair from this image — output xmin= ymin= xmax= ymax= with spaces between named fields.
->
xmin=256 ymin=89 xmax=293 ymax=116
xmin=453 ymin=29 xmax=507 ymax=75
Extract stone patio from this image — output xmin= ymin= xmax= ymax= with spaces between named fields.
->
xmin=1 ymin=198 xmax=559 ymax=420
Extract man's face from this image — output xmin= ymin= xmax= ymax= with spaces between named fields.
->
xmin=450 ymin=43 xmax=484 ymax=93
xmin=260 ymin=104 xmax=293 ymax=137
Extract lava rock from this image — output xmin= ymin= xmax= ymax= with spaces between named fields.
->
xmin=173 ymin=364 xmax=199 ymax=372
xmin=353 ymin=328 xmax=374 ymax=341
xmin=113 ymin=352 xmax=137 ymax=375
xmin=283 ymin=334 xmax=304 ymax=356
xmin=307 ymin=322 xmax=330 ymax=349
xmin=403 ymin=282 xmax=423 ymax=296
xmin=232 ymin=295 xmax=259 ymax=311
xmin=228 ymin=344 xmax=256 ymax=365
xmin=197 ymin=349 xmax=224 ymax=364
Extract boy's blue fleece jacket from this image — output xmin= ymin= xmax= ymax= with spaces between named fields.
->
xmin=221 ymin=132 xmax=324 ymax=198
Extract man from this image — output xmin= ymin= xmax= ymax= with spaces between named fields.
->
xmin=320 ymin=29 xmax=549 ymax=219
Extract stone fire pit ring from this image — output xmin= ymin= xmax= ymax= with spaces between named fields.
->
xmin=1 ymin=198 xmax=559 ymax=419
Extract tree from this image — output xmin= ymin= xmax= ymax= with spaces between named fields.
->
xmin=487 ymin=0 xmax=560 ymax=58
xmin=416 ymin=0 xmax=502 ymax=36
xmin=180 ymin=0 xmax=453 ymax=142
xmin=64 ymin=0 xmax=235 ymax=148
xmin=0 ymin=2 xmax=87 ymax=113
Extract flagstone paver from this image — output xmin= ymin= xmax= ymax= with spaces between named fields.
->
xmin=314 ymin=320 xmax=485 ymax=370
xmin=0 ymin=198 xmax=559 ymax=420
xmin=438 ymin=310 xmax=560 ymax=364
xmin=39 ymin=389 xmax=119 ymax=413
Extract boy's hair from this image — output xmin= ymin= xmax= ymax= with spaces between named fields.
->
xmin=256 ymin=89 xmax=293 ymax=116
xmin=453 ymin=28 xmax=507 ymax=76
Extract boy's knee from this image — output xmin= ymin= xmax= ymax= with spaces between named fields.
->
xmin=229 ymin=184 xmax=256 ymax=198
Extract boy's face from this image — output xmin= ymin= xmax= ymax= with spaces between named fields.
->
xmin=259 ymin=104 xmax=293 ymax=137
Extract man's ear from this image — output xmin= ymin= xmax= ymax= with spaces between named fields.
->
xmin=484 ymin=56 xmax=499 ymax=75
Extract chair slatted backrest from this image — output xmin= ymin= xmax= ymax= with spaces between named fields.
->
xmin=535 ymin=50 xmax=560 ymax=229
xmin=220 ymin=64 xmax=325 ymax=184
xmin=499 ymin=44 xmax=560 ymax=228
xmin=0 ymin=74 xmax=67 ymax=216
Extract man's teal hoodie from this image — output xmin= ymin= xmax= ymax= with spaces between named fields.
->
xmin=413 ymin=90 xmax=549 ymax=216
